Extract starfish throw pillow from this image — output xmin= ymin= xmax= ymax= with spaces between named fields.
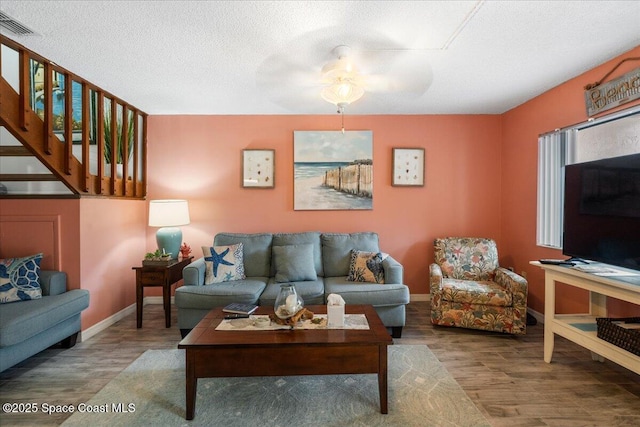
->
xmin=202 ymin=243 xmax=246 ymax=284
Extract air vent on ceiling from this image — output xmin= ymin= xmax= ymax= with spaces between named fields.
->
xmin=0 ymin=11 xmax=37 ymax=36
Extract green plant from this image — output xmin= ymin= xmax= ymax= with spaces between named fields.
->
xmin=144 ymin=250 xmax=162 ymax=260
xmin=103 ymin=107 xmax=134 ymax=164
xmin=144 ymin=249 xmax=171 ymax=261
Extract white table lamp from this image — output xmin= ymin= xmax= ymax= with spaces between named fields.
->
xmin=148 ymin=199 xmax=190 ymax=259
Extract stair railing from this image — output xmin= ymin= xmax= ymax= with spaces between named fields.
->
xmin=0 ymin=36 xmax=147 ymax=198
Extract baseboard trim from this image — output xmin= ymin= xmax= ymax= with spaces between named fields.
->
xmin=81 ymin=297 xmax=173 ymax=342
xmin=81 ymin=303 xmax=135 ymax=342
xmin=527 ymin=307 xmax=544 ymax=324
xmin=410 ymin=293 xmax=430 ymax=302
xmin=144 ymin=296 xmax=176 ymax=305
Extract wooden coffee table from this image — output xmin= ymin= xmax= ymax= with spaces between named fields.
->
xmin=177 ymin=304 xmax=393 ymax=420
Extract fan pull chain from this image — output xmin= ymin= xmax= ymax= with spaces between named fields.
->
xmin=337 ymin=104 xmax=346 ymax=134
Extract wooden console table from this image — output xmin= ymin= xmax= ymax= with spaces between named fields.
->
xmin=531 ymin=261 xmax=640 ymax=374
xmin=133 ymin=256 xmax=192 ymax=328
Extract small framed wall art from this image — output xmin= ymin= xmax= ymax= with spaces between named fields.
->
xmin=242 ymin=149 xmax=275 ymax=188
xmin=392 ymin=148 xmax=425 ymax=187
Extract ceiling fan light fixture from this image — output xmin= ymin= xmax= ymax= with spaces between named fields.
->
xmin=321 ymin=79 xmax=365 ymax=108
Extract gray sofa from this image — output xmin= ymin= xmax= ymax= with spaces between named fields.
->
xmin=176 ymin=232 xmax=410 ymax=338
xmin=0 ymin=271 xmax=90 ymax=372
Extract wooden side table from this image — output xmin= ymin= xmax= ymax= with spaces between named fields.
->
xmin=133 ymin=256 xmax=193 ymax=328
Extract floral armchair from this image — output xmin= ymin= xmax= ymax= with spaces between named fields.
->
xmin=429 ymin=237 xmax=528 ymax=335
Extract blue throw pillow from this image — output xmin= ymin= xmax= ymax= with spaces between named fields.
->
xmin=0 ymin=253 xmax=44 ymax=304
xmin=273 ymin=244 xmax=317 ymax=283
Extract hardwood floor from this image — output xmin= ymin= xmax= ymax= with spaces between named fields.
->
xmin=1 ymin=301 xmax=639 ymax=426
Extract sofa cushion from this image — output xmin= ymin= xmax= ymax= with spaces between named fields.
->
xmin=175 ymin=279 xmax=267 ymax=310
xmin=321 ymin=232 xmax=380 ymax=277
xmin=441 ymin=279 xmax=512 ymax=306
xmin=272 ymin=232 xmax=323 ymax=276
xmin=324 ymin=277 xmax=410 ymax=307
xmin=273 ymin=244 xmax=318 ymax=283
xmin=214 ymin=233 xmax=273 ymax=277
xmin=0 ymin=253 xmax=43 ymax=304
xmin=347 ymin=250 xmax=385 ymax=283
xmin=0 ymin=289 xmax=90 ymax=347
xmin=202 ymin=244 xmax=246 ymax=284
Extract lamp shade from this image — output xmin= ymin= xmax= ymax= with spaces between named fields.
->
xmin=148 ymin=200 xmax=190 ymax=227
xmin=148 ymin=200 xmax=190 ymax=259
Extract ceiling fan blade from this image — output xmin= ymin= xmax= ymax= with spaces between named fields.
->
xmin=256 ymin=54 xmax=319 ymax=88
xmin=364 ymin=69 xmax=432 ymax=95
xmin=358 ymin=50 xmax=433 ymax=96
xmin=255 ymin=50 xmax=327 ymax=112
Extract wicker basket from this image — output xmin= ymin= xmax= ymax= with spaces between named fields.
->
xmin=596 ymin=317 xmax=640 ymax=356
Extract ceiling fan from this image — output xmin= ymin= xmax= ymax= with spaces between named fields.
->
xmin=255 ymin=30 xmax=433 ymax=116
xmin=319 ymin=45 xmax=366 ymax=113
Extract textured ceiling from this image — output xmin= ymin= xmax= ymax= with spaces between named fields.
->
xmin=1 ymin=1 xmax=639 ymax=115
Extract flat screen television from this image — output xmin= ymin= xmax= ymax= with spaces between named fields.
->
xmin=563 ymin=152 xmax=640 ymax=272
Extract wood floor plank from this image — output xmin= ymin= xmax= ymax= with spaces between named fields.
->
xmin=0 ymin=301 xmax=638 ymax=426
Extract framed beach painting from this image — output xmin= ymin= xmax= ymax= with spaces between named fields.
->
xmin=293 ymin=131 xmax=373 ymax=210
xmin=242 ymin=149 xmax=274 ymax=188
xmin=392 ymin=148 xmax=425 ymax=187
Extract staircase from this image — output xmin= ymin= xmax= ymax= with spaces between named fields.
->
xmin=0 ymin=36 xmax=147 ymax=198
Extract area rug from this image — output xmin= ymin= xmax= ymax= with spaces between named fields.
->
xmin=61 ymin=345 xmax=489 ymax=427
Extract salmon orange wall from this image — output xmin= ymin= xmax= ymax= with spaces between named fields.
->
xmin=0 ymin=198 xmax=145 ymax=330
xmin=501 ymin=45 xmax=640 ymax=316
xmin=79 ymin=198 xmax=146 ymax=328
xmin=146 ymin=115 xmax=504 ymax=295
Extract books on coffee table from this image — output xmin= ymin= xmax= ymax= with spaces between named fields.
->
xmin=223 ymin=303 xmax=258 ymax=315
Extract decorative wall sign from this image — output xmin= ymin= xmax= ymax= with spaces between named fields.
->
xmin=392 ymin=148 xmax=425 ymax=186
xmin=293 ymin=131 xmax=373 ymax=210
xmin=585 ymin=66 xmax=640 ymax=116
xmin=242 ymin=149 xmax=274 ymax=188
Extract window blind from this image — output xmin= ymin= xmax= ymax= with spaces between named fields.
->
xmin=536 ymin=131 xmax=570 ymax=249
